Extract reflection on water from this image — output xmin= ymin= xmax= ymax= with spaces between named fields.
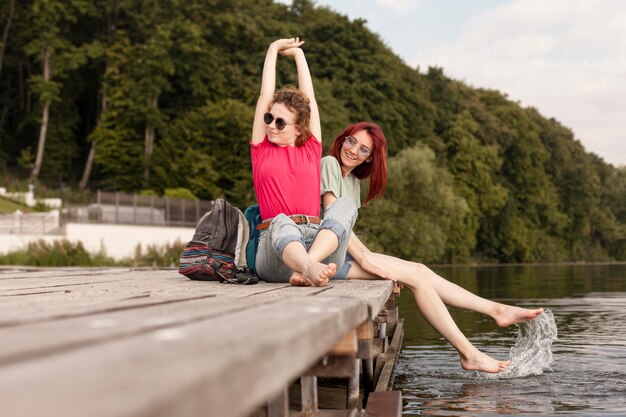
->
xmin=395 ymin=264 xmax=626 ymax=416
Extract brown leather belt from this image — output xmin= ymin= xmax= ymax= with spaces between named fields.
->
xmin=256 ymin=215 xmax=321 ymax=230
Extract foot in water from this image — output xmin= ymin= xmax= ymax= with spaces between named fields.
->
xmin=461 ymin=350 xmax=511 ymax=373
xmin=290 ymin=262 xmax=336 ymax=287
xmin=494 ymin=306 xmax=544 ymax=327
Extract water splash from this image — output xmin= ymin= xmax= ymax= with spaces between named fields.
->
xmin=482 ymin=309 xmax=558 ymax=379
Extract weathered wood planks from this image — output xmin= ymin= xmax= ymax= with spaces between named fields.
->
xmin=0 ymin=268 xmax=395 ymax=417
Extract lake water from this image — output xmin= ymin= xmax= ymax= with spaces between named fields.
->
xmin=394 ymin=264 xmax=626 ymax=416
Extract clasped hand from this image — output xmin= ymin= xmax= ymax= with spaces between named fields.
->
xmin=272 ymin=37 xmax=304 ymax=56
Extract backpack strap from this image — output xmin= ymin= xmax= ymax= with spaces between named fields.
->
xmin=220 ymin=267 xmax=259 ymax=285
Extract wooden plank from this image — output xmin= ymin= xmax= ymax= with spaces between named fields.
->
xmin=306 ymin=356 xmax=357 ymax=378
xmin=0 ymin=267 xmax=133 ymax=280
xmin=0 ymin=296 xmax=368 ymax=417
xmin=0 ymin=272 xmax=136 ymax=290
xmin=0 ymin=296 xmax=281 ymax=365
xmin=365 ymin=391 xmax=402 ymax=417
xmin=0 ymin=275 xmax=292 ymax=326
xmin=289 ymin=410 xmax=360 ymax=417
xmin=267 ymin=387 xmax=289 ymax=417
xmin=0 ymin=274 xmax=327 ymax=327
xmin=323 ymin=280 xmax=393 ymax=319
xmin=329 ymin=329 xmax=357 ymax=355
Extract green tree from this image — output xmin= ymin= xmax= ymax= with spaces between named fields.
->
xmin=153 ymin=99 xmax=254 ymax=207
xmin=24 ymin=0 xmax=97 ymax=184
xmin=441 ymin=111 xmax=507 ymax=261
xmin=359 ymin=143 xmax=468 ymax=263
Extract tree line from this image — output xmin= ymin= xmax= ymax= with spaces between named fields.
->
xmin=1 ymin=0 xmax=625 ymax=263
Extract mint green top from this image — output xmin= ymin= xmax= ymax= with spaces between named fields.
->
xmin=320 ymin=155 xmax=361 ymax=211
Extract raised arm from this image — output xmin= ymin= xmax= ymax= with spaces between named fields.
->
xmin=280 ymin=45 xmax=321 ymax=142
xmin=251 ymin=38 xmax=304 ymax=145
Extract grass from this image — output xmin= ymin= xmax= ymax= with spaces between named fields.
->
xmin=0 ymin=239 xmax=186 ymax=267
xmin=0 ymin=196 xmax=26 ymax=213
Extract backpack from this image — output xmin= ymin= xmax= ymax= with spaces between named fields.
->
xmin=179 ymin=198 xmax=258 ymax=284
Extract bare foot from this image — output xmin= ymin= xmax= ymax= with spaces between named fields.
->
xmin=302 ymin=262 xmax=336 ymax=286
xmin=494 ymin=305 xmax=544 ymax=327
xmin=461 ymin=350 xmax=510 ymax=373
xmin=289 ymin=272 xmax=312 ymax=286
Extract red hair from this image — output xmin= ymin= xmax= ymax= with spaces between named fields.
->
xmin=328 ymin=122 xmax=388 ymax=205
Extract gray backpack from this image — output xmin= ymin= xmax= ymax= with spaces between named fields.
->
xmin=178 ymin=198 xmax=257 ymax=284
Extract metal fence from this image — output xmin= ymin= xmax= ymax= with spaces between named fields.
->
xmin=63 ymin=191 xmax=213 ymax=228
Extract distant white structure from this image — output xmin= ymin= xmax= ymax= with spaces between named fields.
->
xmin=0 ymin=218 xmax=193 ymax=260
xmin=0 ymin=184 xmax=62 ymax=209
xmin=0 ymin=188 xmax=201 ymax=260
xmin=0 ymin=210 xmax=61 ymax=234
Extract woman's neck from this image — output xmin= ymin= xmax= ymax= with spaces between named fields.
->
xmin=340 ymin=164 xmax=354 ymax=177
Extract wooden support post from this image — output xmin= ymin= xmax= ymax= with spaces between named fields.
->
xmin=267 ymin=387 xmax=288 ymax=417
xmin=301 ymin=376 xmax=318 ymax=413
xmin=347 ymin=358 xmax=360 ymax=409
xmin=372 ymin=338 xmax=385 ymax=356
xmin=363 ymin=358 xmax=374 ymax=395
xmin=357 ymin=321 xmax=373 ymax=359
xmin=373 ymin=352 xmax=386 ymax=386
xmin=375 ymin=319 xmax=404 ymax=392
xmin=385 ymin=298 xmax=398 ymax=336
xmin=379 ymin=322 xmax=387 ymax=339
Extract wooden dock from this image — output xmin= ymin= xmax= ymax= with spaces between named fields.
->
xmin=0 ymin=268 xmax=404 ymax=417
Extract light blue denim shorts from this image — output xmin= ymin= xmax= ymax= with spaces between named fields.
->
xmin=334 ymin=253 xmax=354 ymax=280
xmin=255 ymin=197 xmax=357 ymax=283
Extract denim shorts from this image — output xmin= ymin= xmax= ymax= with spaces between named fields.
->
xmin=255 ymin=197 xmax=358 ymax=283
xmin=334 ymin=253 xmax=354 ymax=280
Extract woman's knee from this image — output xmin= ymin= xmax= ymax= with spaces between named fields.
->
xmin=325 ymin=197 xmax=358 ymax=220
xmin=268 ymin=214 xmax=304 ymax=256
xmin=404 ymin=261 xmax=426 ymax=276
xmin=320 ymin=197 xmax=358 ymax=242
xmin=400 ymin=262 xmax=431 ymax=288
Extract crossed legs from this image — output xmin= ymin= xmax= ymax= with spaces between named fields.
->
xmin=257 ymin=198 xmax=357 ymax=286
xmin=281 ymin=229 xmax=338 ymax=286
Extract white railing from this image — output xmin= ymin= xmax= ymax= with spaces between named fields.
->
xmin=0 ymin=210 xmax=61 ymax=234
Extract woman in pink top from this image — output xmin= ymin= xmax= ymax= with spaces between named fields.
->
xmin=250 ymin=38 xmax=357 ymax=286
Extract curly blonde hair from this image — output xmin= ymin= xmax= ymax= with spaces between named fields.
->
xmin=270 ymin=85 xmax=312 ymax=146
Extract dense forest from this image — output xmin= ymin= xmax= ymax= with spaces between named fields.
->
xmin=1 ymin=0 xmax=625 ymax=263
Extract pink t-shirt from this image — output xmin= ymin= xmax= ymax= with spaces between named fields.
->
xmin=251 ymin=135 xmax=322 ymax=220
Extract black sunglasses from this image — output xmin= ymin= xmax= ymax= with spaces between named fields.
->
xmin=263 ymin=112 xmax=294 ymax=131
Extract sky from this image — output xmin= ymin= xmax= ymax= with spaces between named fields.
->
xmin=277 ymin=0 xmax=626 ymax=167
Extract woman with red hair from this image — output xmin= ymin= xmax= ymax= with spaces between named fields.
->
xmin=293 ymin=121 xmax=544 ymax=373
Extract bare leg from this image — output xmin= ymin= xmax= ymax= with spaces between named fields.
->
xmin=282 ymin=241 xmax=336 ymax=286
xmin=346 ymin=256 xmax=509 ymax=373
xmin=393 ymin=258 xmax=543 ymax=326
